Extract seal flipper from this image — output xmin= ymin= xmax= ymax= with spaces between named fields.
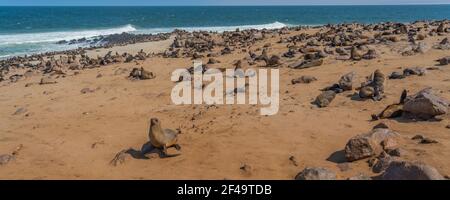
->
xmin=160 ymin=146 xmax=181 ymax=158
xmin=400 ymin=90 xmax=408 ymax=104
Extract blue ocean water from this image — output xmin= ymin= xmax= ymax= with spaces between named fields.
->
xmin=1 ymin=5 xmax=450 ymax=58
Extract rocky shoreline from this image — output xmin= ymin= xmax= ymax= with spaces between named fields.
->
xmin=1 ymin=20 xmax=449 ymax=84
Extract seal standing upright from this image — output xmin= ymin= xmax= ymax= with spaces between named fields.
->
xmin=148 ymin=118 xmax=181 ymax=157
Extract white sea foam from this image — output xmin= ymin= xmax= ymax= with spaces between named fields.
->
xmin=0 ymin=21 xmax=290 ymax=59
xmin=0 ymin=24 xmax=137 ymax=45
xmin=134 ymin=21 xmax=289 ymax=34
xmin=0 ymin=22 xmax=289 ymax=46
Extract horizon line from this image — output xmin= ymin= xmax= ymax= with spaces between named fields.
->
xmin=1 ymin=3 xmax=450 ymax=7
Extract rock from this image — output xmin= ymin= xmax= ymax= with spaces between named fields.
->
xmin=387 ymin=148 xmax=407 ymax=157
xmin=338 ymin=72 xmax=356 ymax=91
xmin=337 ymin=163 xmax=351 ymax=172
xmin=403 ymin=88 xmax=448 ymax=119
xmin=314 ymin=90 xmax=336 ymax=108
xmin=381 ymin=137 xmax=398 ymax=152
xmin=80 ymin=88 xmax=95 ymax=94
xmin=373 ymin=122 xmax=389 ymax=129
xmin=295 ymin=167 xmax=337 ymax=180
xmin=372 ymin=152 xmax=398 ymax=173
xmin=345 ymin=128 xmax=399 ymax=162
xmin=291 ymin=76 xmax=317 ymax=84
xmin=415 ymin=42 xmax=429 ymax=54
xmin=25 ymin=83 xmax=36 ymax=87
xmin=40 ymin=77 xmax=57 ymax=85
xmin=436 ymin=38 xmax=450 ymax=50
xmin=289 ymin=59 xmax=323 ymax=69
xmin=0 ymin=154 xmax=13 ymax=165
xmin=381 ymin=161 xmax=444 ymax=180
xmin=348 ymin=173 xmax=372 ymax=180
xmin=446 ymin=125 xmax=450 ymax=129
xmin=240 ymin=163 xmax=252 ymax=174
xmin=13 ymin=107 xmax=27 ymax=115
xmin=439 ymin=56 xmax=450 ymax=65
xmin=440 ymin=37 xmax=449 ymax=44
xmin=289 ymin=156 xmax=299 ymax=166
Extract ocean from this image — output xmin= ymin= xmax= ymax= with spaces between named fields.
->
xmin=1 ymin=5 xmax=450 ymax=58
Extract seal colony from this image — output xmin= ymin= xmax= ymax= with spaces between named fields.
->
xmin=0 ymin=20 xmax=450 ymax=180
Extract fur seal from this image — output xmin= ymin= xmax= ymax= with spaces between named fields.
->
xmin=372 ymin=90 xmax=408 ymax=120
xmin=314 ymin=90 xmax=336 ymax=108
xmin=148 ymin=118 xmax=181 ymax=157
xmin=359 ymin=69 xmax=385 ymax=101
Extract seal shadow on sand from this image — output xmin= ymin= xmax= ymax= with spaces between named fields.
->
xmin=124 ymin=142 xmax=180 ymax=160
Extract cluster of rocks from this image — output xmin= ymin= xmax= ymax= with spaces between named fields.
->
xmin=296 ymin=120 xmax=447 ymax=180
xmin=300 ymin=84 xmax=449 ymax=180
xmin=0 ymin=144 xmax=23 ymax=166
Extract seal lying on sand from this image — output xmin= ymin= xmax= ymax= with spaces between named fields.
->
xmin=372 ymin=90 xmax=407 ymax=120
xmin=148 ymin=118 xmax=181 ymax=157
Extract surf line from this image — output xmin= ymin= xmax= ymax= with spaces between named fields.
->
xmin=171 ymin=60 xmax=280 ymax=116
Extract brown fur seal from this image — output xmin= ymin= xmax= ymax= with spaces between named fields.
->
xmin=149 ymin=118 xmax=181 ymax=157
xmin=359 ymin=69 xmax=385 ymax=101
xmin=372 ymin=90 xmax=408 ymax=120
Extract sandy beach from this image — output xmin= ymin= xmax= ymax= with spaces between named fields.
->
xmin=1 ymin=21 xmax=450 ymax=180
